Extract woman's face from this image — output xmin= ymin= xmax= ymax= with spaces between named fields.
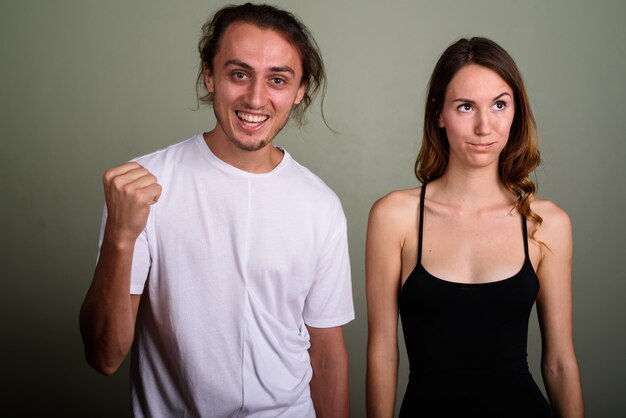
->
xmin=438 ymin=64 xmax=515 ymax=170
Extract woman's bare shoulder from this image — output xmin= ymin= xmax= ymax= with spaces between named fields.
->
xmin=368 ymin=187 xmax=422 ymax=232
xmin=370 ymin=187 xmax=422 ymax=217
xmin=531 ymin=199 xmax=571 ymax=227
xmin=530 ymin=198 xmax=572 ymax=245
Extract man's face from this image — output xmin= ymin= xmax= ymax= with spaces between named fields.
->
xmin=204 ymin=22 xmax=306 ymax=152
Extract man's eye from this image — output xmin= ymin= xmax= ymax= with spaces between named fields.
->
xmin=272 ymin=78 xmax=285 ymax=85
xmin=233 ymin=72 xmax=246 ymax=79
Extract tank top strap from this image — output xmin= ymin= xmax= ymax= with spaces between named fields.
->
xmin=521 ymin=213 xmax=530 ymax=259
xmin=418 ymin=183 xmax=427 ymax=264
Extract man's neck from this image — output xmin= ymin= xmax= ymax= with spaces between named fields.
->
xmin=203 ymin=131 xmax=284 ymax=173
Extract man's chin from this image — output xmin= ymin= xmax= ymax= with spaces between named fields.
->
xmin=230 ymin=136 xmax=272 ymax=152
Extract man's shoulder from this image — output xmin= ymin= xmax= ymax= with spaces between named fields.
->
xmin=283 ymin=154 xmax=341 ymax=204
xmin=132 ymin=134 xmax=201 ymax=173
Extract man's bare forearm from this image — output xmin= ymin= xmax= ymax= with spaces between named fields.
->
xmin=308 ymin=326 xmax=350 ymax=418
xmin=79 ymin=232 xmax=139 ymax=375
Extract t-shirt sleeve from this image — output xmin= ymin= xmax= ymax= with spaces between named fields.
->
xmin=129 ymin=229 xmax=150 ymax=294
xmin=303 ymin=203 xmax=354 ymax=328
xmin=96 ymin=205 xmax=151 ymax=295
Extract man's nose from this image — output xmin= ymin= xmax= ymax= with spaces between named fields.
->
xmin=245 ymin=79 xmax=267 ymax=108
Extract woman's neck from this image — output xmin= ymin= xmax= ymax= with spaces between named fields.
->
xmin=429 ymin=163 xmax=515 ymax=211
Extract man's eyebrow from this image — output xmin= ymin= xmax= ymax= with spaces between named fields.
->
xmin=269 ymin=66 xmax=295 ymax=75
xmin=224 ymin=59 xmax=295 ymax=76
xmin=224 ymin=59 xmax=254 ymax=71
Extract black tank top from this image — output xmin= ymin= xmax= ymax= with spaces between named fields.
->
xmin=398 ymin=183 xmax=552 ymax=417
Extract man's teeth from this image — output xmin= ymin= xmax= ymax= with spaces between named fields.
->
xmin=237 ymin=112 xmax=268 ymax=123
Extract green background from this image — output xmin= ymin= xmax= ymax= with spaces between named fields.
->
xmin=2 ymin=1 xmax=625 ymax=416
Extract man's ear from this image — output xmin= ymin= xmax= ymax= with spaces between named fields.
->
xmin=294 ymin=83 xmax=307 ymax=105
xmin=202 ymin=63 xmax=214 ymax=93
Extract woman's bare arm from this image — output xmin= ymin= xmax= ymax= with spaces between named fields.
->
xmin=534 ymin=201 xmax=584 ymax=417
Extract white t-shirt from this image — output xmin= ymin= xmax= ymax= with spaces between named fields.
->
xmin=100 ymin=134 xmax=354 ymax=417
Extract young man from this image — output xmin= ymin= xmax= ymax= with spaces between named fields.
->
xmin=79 ymin=4 xmax=354 ymax=417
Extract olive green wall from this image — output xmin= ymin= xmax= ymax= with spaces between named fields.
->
xmin=2 ymin=1 xmax=624 ymax=416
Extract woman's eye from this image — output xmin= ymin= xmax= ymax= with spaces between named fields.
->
xmin=494 ymin=101 xmax=506 ymax=110
xmin=458 ymin=104 xmax=472 ymax=112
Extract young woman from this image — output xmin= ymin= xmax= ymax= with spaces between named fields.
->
xmin=366 ymin=37 xmax=584 ymax=417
